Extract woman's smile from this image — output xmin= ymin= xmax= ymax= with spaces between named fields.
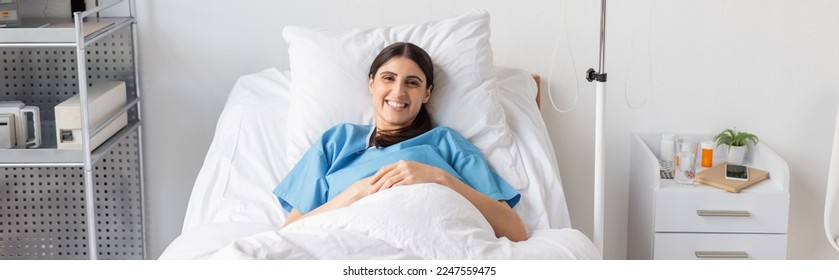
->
xmin=386 ymin=100 xmax=408 ymax=110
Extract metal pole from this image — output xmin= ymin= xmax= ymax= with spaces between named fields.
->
xmin=593 ymin=81 xmax=605 ymax=255
xmin=586 ymin=0 xmax=608 ymax=256
xmin=74 ymin=11 xmax=98 ymax=260
xmin=128 ymin=0 xmax=148 ymax=260
xmin=598 ymin=0 xmax=607 ymax=74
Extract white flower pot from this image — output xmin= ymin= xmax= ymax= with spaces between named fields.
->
xmin=727 ymin=145 xmax=747 ymax=165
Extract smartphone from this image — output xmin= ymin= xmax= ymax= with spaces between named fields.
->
xmin=725 ymin=164 xmax=749 ymax=181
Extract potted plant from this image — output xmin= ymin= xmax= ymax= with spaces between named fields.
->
xmin=713 ymin=128 xmax=759 ymax=165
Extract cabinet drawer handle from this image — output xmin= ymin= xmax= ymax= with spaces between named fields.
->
xmin=696 ymin=210 xmax=751 ymax=217
xmin=695 ymin=251 xmax=750 ymax=259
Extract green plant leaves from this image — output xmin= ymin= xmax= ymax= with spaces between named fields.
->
xmin=713 ymin=128 xmax=759 ymax=149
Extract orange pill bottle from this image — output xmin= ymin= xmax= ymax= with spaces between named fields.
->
xmin=701 ymin=141 xmax=714 ymax=168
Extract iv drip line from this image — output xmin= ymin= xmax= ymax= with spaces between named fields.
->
xmin=623 ymin=0 xmax=654 ymax=109
xmin=547 ymin=0 xmax=580 ymax=113
xmin=548 ymin=0 xmax=656 ymax=112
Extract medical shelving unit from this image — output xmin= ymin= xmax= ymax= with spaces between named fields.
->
xmin=0 ymin=0 xmax=144 ymax=260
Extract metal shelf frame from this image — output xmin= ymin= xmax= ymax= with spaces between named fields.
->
xmin=0 ymin=0 xmax=145 ymax=260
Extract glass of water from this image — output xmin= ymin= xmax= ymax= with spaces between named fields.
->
xmin=674 ymin=138 xmax=698 ymax=185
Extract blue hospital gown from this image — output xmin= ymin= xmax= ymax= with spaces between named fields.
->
xmin=273 ymin=123 xmax=520 ymax=214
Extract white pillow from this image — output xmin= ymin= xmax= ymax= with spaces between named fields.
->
xmin=283 ymin=9 xmax=528 ymax=190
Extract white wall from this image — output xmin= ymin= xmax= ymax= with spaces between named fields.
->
xmin=133 ymin=0 xmax=839 ymax=259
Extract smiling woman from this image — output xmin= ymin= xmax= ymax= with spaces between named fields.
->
xmin=276 ymin=42 xmax=528 ymax=242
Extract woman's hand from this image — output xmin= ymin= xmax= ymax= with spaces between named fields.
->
xmin=347 ymin=176 xmax=377 ymax=197
xmin=285 ymin=175 xmax=375 ymax=227
xmin=368 ymin=160 xmax=444 ymax=194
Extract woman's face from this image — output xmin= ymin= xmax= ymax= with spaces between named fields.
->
xmin=369 ymin=56 xmax=431 ymax=131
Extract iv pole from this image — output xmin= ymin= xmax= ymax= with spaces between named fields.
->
xmin=586 ymin=0 xmax=608 ymax=255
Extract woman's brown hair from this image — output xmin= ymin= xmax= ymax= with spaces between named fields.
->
xmin=368 ymin=42 xmax=434 ymax=147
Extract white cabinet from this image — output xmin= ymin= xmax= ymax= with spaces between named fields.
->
xmin=628 ymin=132 xmax=789 ymax=260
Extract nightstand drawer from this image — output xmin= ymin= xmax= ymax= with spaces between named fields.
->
xmin=654 ymin=233 xmax=787 ymax=260
xmin=655 ymin=191 xmax=789 ymax=233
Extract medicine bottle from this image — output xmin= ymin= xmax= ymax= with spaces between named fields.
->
xmin=660 ymin=133 xmax=676 ymax=172
xmin=701 ymin=141 xmax=714 ymax=168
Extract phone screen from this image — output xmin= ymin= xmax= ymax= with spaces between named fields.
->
xmin=725 ymin=164 xmax=749 ymax=181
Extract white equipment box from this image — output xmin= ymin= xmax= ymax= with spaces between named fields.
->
xmin=55 ymin=81 xmax=127 ymax=150
xmin=0 ymin=113 xmax=14 ymax=148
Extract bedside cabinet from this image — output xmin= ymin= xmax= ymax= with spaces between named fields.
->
xmin=628 ymin=132 xmax=790 ymax=260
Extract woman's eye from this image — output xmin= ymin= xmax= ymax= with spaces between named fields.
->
xmin=407 ymin=80 xmax=420 ymax=87
xmin=383 ymin=76 xmax=395 ymax=81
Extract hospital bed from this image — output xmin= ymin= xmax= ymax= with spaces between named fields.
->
xmin=159 ymin=10 xmax=600 ymax=260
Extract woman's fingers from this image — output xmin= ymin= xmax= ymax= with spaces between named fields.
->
xmin=370 ymin=162 xmax=398 ymax=186
xmin=370 ymin=160 xmax=439 ymax=194
xmin=371 ymin=169 xmax=405 ymax=193
xmin=370 ymin=161 xmax=411 ymax=194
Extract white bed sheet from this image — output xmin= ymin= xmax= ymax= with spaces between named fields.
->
xmin=209 ymin=183 xmax=595 ymax=259
xmin=160 ymin=67 xmax=597 ymax=259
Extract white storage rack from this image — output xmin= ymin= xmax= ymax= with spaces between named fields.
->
xmin=0 ymin=0 xmax=144 ymax=260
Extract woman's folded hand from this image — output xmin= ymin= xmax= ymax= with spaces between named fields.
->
xmin=368 ymin=160 xmax=444 ymax=194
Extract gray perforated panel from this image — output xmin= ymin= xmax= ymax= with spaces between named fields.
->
xmin=91 ymin=129 xmax=143 ymax=259
xmin=0 ymin=27 xmax=143 ymax=259
xmin=0 ymin=129 xmax=143 ymax=260
xmin=0 ymin=167 xmax=88 ymax=259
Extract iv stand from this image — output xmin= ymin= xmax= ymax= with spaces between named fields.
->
xmin=586 ymin=0 xmax=608 ymax=255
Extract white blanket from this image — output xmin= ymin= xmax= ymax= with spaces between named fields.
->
xmin=206 ymin=183 xmax=598 ymax=260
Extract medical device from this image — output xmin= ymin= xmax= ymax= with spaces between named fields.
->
xmin=0 ymin=101 xmax=41 ymax=149
xmin=0 ymin=113 xmax=14 ymax=148
xmin=55 ymin=81 xmax=127 ymax=150
xmin=0 ymin=0 xmax=20 ymax=28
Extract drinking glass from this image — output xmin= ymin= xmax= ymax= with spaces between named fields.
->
xmin=674 ymin=138 xmax=698 ymax=185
